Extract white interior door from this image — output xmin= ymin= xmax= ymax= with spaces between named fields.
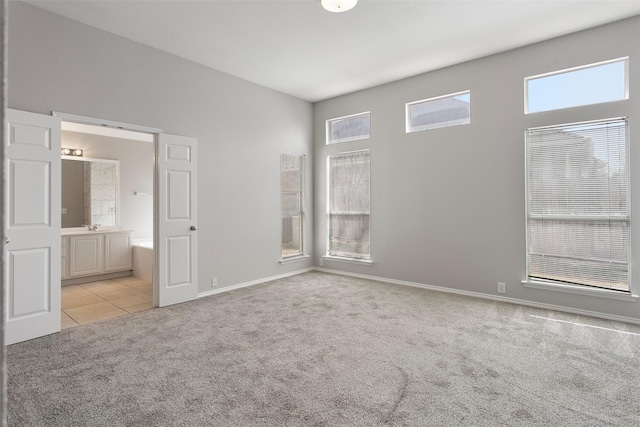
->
xmin=5 ymin=109 xmax=61 ymax=345
xmin=156 ymin=133 xmax=198 ymax=307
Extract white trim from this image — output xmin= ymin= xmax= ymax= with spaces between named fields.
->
xmin=321 ymin=256 xmax=373 ymax=266
xmin=197 ymin=267 xmax=314 ymax=299
xmin=53 ymin=111 xmax=163 ymax=134
xmin=314 ymin=267 xmax=640 ymax=325
xmin=279 ymin=254 xmax=310 ymax=265
xmin=61 ymin=121 xmax=154 ymax=143
xmin=522 ymin=279 xmax=637 ymax=301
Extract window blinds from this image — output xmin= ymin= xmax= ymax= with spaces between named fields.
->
xmin=526 ymin=118 xmax=629 ymax=291
xmin=328 ymin=150 xmax=371 ymax=259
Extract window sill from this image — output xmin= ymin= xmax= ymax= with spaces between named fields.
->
xmin=322 ymin=256 xmax=373 ymax=266
xmin=279 ymin=254 xmax=310 ymax=265
xmin=522 ymin=279 xmax=638 ymax=301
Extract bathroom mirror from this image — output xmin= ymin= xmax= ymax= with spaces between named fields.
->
xmin=61 ymin=156 xmax=119 ymax=228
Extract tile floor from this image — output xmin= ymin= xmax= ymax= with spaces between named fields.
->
xmin=61 ymin=276 xmax=154 ymax=329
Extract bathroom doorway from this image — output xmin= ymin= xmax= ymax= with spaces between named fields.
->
xmin=59 ymin=121 xmax=155 ymax=328
xmin=6 ymin=108 xmax=199 ymax=344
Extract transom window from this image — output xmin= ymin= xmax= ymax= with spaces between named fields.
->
xmin=326 ymin=112 xmax=370 ymax=144
xmin=406 ymin=90 xmax=470 ymax=133
xmin=525 ymin=58 xmax=628 ymax=114
xmin=525 ymin=118 xmax=629 ymax=292
xmin=328 ymin=150 xmax=371 ymax=260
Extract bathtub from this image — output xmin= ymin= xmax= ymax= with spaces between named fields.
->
xmin=133 ymin=239 xmax=153 ymax=283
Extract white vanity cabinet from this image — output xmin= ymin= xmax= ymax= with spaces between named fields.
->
xmin=63 ymin=230 xmax=133 ymax=281
xmin=69 ymin=233 xmax=104 ymax=277
xmin=104 ymin=232 xmax=133 ymax=272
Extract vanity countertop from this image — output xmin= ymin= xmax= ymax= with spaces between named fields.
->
xmin=62 ymin=228 xmax=133 ymax=236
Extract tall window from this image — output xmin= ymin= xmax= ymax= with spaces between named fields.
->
xmin=281 ymin=154 xmax=304 ymax=259
xmin=525 ymin=118 xmax=629 ymax=292
xmin=328 ymin=150 xmax=371 ymax=260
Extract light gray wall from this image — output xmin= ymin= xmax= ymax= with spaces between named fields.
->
xmin=9 ymin=1 xmax=314 ymax=293
xmin=61 ymin=131 xmax=154 ymax=240
xmin=314 ymin=16 xmax=640 ymax=321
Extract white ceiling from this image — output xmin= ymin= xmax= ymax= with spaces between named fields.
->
xmin=24 ymin=0 xmax=640 ymax=102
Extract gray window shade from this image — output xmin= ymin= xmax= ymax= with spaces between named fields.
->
xmin=526 ymin=118 xmax=629 ymax=291
xmin=328 ymin=150 xmax=370 ymax=259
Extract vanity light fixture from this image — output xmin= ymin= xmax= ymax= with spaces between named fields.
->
xmin=321 ymin=0 xmax=357 ymax=13
xmin=61 ymin=147 xmax=83 ymax=157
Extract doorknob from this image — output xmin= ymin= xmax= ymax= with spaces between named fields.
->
xmin=4 ymin=238 xmax=8 ymax=244
xmin=190 ymin=226 xmax=197 ymax=231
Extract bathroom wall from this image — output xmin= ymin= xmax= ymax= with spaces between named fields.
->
xmin=61 ymin=131 xmax=154 ymax=240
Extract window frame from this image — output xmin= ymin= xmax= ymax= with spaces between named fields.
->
xmin=280 ymin=153 xmax=306 ymax=261
xmin=405 ymin=90 xmax=471 ymax=133
xmin=326 ymin=149 xmax=372 ymax=263
xmin=326 ymin=111 xmax=371 ymax=145
xmin=522 ymin=117 xmax=634 ymax=299
xmin=524 ymin=57 xmax=629 ymax=114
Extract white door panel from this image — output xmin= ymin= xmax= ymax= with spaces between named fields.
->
xmin=157 ymin=134 xmax=197 ymax=307
xmin=6 ymin=109 xmax=61 ymax=345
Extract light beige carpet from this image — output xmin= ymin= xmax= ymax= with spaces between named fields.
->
xmin=7 ymin=271 xmax=640 ymax=426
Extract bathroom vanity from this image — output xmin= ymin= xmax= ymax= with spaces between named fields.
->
xmin=62 ymin=229 xmax=133 ymax=285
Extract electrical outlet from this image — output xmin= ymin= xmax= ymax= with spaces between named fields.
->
xmin=319 ymin=258 xmax=323 ymax=267
xmin=497 ymin=282 xmax=506 ymax=294
xmin=211 ymin=277 xmax=217 ymax=288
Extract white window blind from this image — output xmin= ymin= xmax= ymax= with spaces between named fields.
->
xmin=281 ymin=154 xmax=304 ymax=258
xmin=526 ymin=118 xmax=629 ymax=292
xmin=328 ymin=150 xmax=370 ymax=260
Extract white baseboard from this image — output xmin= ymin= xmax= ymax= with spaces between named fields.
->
xmin=313 ymin=267 xmax=640 ymax=326
xmin=198 ymin=267 xmax=314 ymax=299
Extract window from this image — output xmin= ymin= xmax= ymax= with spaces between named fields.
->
xmin=327 ymin=112 xmax=370 ymax=144
xmin=328 ymin=150 xmax=370 ymax=260
xmin=525 ymin=58 xmax=628 ymax=114
xmin=406 ymin=90 xmax=470 ymax=133
xmin=281 ymin=153 xmax=305 ymax=259
xmin=525 ymin=118 xmax=629 ymax=292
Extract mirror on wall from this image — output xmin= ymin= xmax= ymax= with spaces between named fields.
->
xmin=61 ymin=156 xmax=119 ymax=228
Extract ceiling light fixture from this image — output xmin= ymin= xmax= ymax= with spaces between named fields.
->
xmin=61 ymin=147 xmax=83 ymax=157
xmin=321 ymin=0 xmax=357 ymax=13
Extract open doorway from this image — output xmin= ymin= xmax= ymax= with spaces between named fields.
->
xmin=6 ymin=108 xmax=198 ymax=345
xmin=59 ymin=121 xmax=155 ymax=328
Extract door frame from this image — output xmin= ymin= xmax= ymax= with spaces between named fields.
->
xmin=53 ymin=111 xmax=162 ymax=303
